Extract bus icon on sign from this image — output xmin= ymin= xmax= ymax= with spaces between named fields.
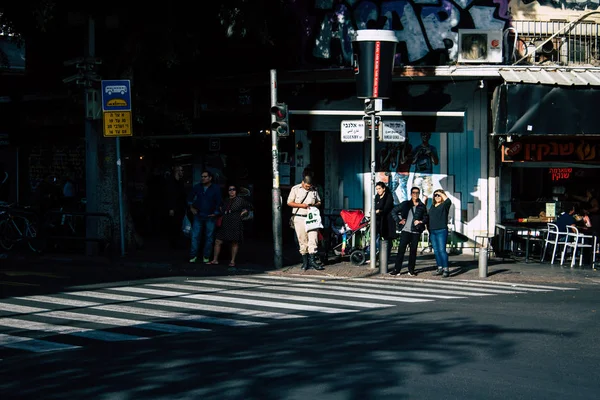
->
xmin=105 ymin=85 xmax=127 ymax=95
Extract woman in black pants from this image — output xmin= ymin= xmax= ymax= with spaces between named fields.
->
xmin=388 ymin=186 xmax=428 ymax=276
xmin=375 ymin=181 xmax=397 ymax=264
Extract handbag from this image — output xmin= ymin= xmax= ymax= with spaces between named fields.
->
xmin=305 ymin=208 xmax=324 ymax=232
xmin=412 ymin=207 xmax=427 ymax=233
xmin=216 ymin=215 xmax=223 ymax=227
xmin=181 ymin=215 xmax=192 ymax=238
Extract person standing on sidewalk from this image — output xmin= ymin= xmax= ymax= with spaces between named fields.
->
xmin=287 ymin=174 xmax=324 ymax=271
xmin=388 ymin=187 xmax=428 ymax=276
xmin=188 ymin=170 xmax=222 ymax=263
xmin=165 ymin=164 xmax=187 ymax=249
xmin=429 ymin=189 xmax=452 ymax=278
xmin=207 ymin=184 xmax=252 ymax=267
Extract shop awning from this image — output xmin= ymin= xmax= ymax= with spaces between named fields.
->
xmin=492 ymin=67 xmax=600 ymax=136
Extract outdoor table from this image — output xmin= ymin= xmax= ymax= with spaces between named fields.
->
xmin=496 ymin=223 xmax=547 ymax=263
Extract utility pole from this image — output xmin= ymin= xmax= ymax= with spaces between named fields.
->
xmin=85 ymin=16 xmax=99 ymax=256
xmin=270 ymin=69 xmax=283 ymax=269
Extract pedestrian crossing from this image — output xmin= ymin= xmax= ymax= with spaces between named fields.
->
xmin=0 ymin=275 xmax=577 ymax=358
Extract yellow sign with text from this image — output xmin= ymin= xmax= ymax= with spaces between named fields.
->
xmin=103 ymin=111 xmax=133 ymax=137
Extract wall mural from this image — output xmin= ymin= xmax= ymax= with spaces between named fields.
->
xmin=303 ymin=0 xmax=511 ymax=65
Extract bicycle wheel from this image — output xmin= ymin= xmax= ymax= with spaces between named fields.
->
xmin=0 ymin=219 xmax=16 ymax=251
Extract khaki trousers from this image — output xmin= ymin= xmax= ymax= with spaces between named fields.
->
xmin=293 ymin=216 xmax=319 ymax=254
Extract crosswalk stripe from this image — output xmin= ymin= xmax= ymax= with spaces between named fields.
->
xmin=139 ymin=299 xmax=305 ymax=320
xmin=185 ymin=279 xmax=436 ymax=303
xmin=108 ymin=287 xmax=190 ymax=297
xmin=0 ymin=303 xmax=47 ymax=314
xmin=457 ymin=280 xmax=578 ymax=291
xmin=15 ymin=295 xmax=100 ymax=308
xmin=146 ymin=283 xmax=224 ymax=292
xmin=0 ymin=318 xmax=144 ymax=342
xmin=299 ymin=280 xmax=519 ymax=296
xmin=40 ymin=311 xmax=207 ymax=334
xmin=248 ymin=275 xmax=525 ymax=295
xmin=66 ymin=291 xmax=146 ymax=301
xmin=210 ymin=277 xmax=482 ymax=298
xmin=193 ymin=288 xmax=393 ymax=308
xmin=148 ymin=281 xmax=399 ymax=306
xmin=91 ymin=304 xmax=265 ymax=327
xmin=0 ymin=333 xmax=80 ymax=352
xmin=182 ymin=293 xmax=358 ymax=313
xmin=379 ymin=278 xmax=548 ymax=292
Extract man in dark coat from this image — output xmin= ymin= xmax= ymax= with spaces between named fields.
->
xmin=388 ymin=186 xmax=428 ymax=276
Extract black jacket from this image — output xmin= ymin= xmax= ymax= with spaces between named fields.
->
xmin=375 ymin=191 xmax=396 ymax=239
xmin=391 ymin=199 xmax=428 ymax=233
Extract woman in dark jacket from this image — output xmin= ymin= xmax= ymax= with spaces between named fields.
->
xmin=375 ymin=181 xmax=396 ymax=240
xmin=388 ymin=186 xmax=428 ymax=276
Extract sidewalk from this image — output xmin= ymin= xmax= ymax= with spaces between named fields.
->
xmin=271 ymin=252 xmax=600 ymax=287
xmin=2 ymin=239 xmax=600 ymax=289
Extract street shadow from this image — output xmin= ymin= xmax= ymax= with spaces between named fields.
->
xmin=0 ymin=302 xmax=574 ymax=399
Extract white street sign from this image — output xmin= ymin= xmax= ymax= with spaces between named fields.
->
xmin=380 ymin=120 xmax=406 ymax=142
xmin=340 ymin=120 xmax=366 ymax=142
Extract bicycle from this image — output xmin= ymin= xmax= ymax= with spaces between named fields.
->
xmin=0 ymin=203 xmax=41 ymax=253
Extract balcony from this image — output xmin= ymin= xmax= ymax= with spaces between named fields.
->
xmin=510 ymin=20 xmax=600 ymax=66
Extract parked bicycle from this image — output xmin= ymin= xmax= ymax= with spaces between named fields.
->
xmin=0 ymin=203 xmax=41 ymax=253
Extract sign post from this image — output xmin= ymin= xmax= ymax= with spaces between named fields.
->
xmin=101 ymin=79 xmax=132 ymax=257
xmin=352 ymin=29 xmax=398 ymax=273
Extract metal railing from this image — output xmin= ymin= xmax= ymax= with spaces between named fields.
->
xmin=512 ymin=19 xmax=600 ymax=66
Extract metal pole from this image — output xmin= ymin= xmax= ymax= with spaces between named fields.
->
xmin=370 ymin=113 xmax=377 ymax=269
xmin=479 ymin=247 xmax=488 ymax=277
xmin=270 ymin=69 xmax=283 ymax=270
xmin=15 ymin=148 xmax=19 ymax=204
xmin=85 ymin=16 xmax=99 ymax=256
xmin=380 ymin=239 xmax=388 ymax=274
xmin=116 ymin=137 xmax=125 ymax=257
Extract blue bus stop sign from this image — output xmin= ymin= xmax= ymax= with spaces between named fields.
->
xmin=101 ymin=80 xmax=132 ymax=111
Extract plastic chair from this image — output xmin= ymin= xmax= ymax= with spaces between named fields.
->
xmin=541 ymin=223 xmax=567 ymax=264
xmin=560 ymin=225 xmax=596 ymax=268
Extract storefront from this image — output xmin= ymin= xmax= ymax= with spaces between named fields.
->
xmin=492 ymin=67 xmax=600 ymax=226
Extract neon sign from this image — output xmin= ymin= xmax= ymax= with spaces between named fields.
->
xmin=549 ymin=168 xmax=572 ymax=181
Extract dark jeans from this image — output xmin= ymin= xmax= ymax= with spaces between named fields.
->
xmin=395 ymin=231 xmax=420 ymax=273
xmin=430 ymin=228 xmax=449 ymax=269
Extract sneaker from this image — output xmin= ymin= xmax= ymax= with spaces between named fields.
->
xmin=388 ymin=268 xmax=401 ymax=276
xmin=408 ymin=271 xmax=418 ymax=276
xmin=442 ymin=270 xmax=450 ymax=278
xmin=203 ymin=257 xmax=210 ymax=263
xmin=432 ymin=267 xmax=443 ymax=276
xmin=189 ymin=257 xmax=197 ymax=263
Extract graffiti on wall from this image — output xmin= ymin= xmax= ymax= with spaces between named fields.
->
xmin=305 ymin=0 xmax=510 ymax=65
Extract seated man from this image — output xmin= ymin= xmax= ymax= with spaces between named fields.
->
xmin=555 ymin=205 xmax=576 ymax=233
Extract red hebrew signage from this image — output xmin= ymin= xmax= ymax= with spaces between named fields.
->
xmin=548 ymin=168 xmax=572 ymax=181
xmin=502 ymin=138 xmax=600 ymax=163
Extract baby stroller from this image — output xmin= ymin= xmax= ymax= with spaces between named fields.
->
xmin=329 ymin=209 xmax=373 ymax=266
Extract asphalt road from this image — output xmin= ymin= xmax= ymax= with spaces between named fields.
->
xmin=0 ymin=274 xmax=598 ymax=399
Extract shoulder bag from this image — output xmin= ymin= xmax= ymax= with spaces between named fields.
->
xmin=290 ymin=191 xmax=310 ymax=229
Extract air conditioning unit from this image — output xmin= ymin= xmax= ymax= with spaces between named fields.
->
xmin=458 ymin=29 xmax=503 ymax=64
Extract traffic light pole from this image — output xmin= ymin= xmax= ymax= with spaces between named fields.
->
xmin=369 ymin=111 xmax=377 ymax=269
xmin=270 ymin=69 xmax=283 ymax=269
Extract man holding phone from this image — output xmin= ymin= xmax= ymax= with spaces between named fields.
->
xmin=287 ymin=174 xmax=324 ymax=271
